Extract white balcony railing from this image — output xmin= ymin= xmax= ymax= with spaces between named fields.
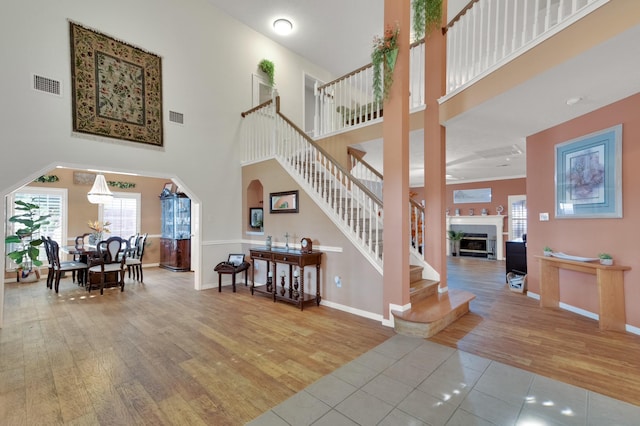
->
xmin=445 ymin=0 xmax=609 ymax=96
xmin=315 ymin=39 xmax=426 ymax=138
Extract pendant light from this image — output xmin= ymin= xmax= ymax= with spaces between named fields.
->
xmin=87 ymin=174 xmax=113 ymax=204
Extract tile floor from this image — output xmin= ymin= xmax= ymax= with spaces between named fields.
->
xmin=248 ymin=334 xmax=640 ymax=425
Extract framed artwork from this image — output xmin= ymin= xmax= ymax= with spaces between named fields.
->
xmin=70 ymin=21 xmax=163 ymax=146
xmin=270 ymin=190 xmax=299 ymax=214
xmin=73 ymin=171 xmax=96 ymax=185
xmin=250 ymin=207 xmax=263 ymax=228
xmin=555 ymin=124 xmax=622 ymax=219
xmin=453 ymin=188 xmax=492 ymax=204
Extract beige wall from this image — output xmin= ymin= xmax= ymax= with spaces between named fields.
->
xmin=527 ymin=92 xmax=640 ymax=328
xmin=27 ymin=168 xmax=166 ymax=266
xmin=242 ymin=160 xmax=384 ymax=316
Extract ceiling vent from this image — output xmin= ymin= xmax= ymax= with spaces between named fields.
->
xmin=169 ymin=110 xmax=184 ymax=124
xmin=32 ymin=74 xmax=61 ymax=96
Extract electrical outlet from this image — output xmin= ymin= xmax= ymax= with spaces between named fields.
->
xmin=334 ymin=276 xmax=342 ymax=288
xmin=539 ymin=212 xmax=549 ymax=221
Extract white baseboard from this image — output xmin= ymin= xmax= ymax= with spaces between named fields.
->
xmin=320 ymin=299 xmax=385 ymax=324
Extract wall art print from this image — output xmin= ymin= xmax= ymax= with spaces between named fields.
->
xmin=70 ymin=21 xmax=163 ymax=146
xmin=555 ymin=124 xmax=622 ymax=219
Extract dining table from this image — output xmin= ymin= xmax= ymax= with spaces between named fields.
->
xmin=60 ymin=245 xmax=99 ymax=285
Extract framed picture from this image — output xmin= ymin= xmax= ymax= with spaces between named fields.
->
xmin=555 ymin=124 xmax=622 ymax=219
xmin=70 ymin=22 xmax=163 ymax=146
xmin=250 ymin=207 xmax=263 ymax=228
xmin=270 ymin=190 xmax=299 ymax=214
xmin=453 ymin=188 xmax=492 ymax=204
xmin=73 ymin=171 xmax=96 ymax=185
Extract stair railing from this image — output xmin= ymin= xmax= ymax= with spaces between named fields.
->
xmin=410 ymin=198 xmax=425 ymax=258
xmin=347 ymin=147 xmax=383 ymax=201
xmin=445 ymin=0 xmax=608 ymax=96
xmin=242 ymin=97 xmax=384 ymax=270
xmin=314 ymin=39 xmax=426 ymax=138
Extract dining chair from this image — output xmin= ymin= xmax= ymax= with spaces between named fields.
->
xmin=72 ymin=233 xmax=91 ymax=285
xmin=125 ymin=233 xmax=147 ymax=282
xmin=87 ymin=236 xmax=129 ymax=295
xmin=48 ymin=239 xmax=89 ymax=293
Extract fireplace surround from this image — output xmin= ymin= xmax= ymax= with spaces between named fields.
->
xmin=446 ymin=215 xmax=506 ymax=260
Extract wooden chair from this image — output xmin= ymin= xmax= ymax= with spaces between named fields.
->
xmin=87 ymin=236 xmax=129 ymax=295
xmin=47 ymin=239 xmax=89 ymax=293
xmin=72 ymin=233 xmax=91 ymax=284
xmin=125 ymin=233 xmax=147 ymax=282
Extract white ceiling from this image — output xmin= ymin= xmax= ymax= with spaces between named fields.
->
xmin=206 ymin=0 xmax=640 ymax=185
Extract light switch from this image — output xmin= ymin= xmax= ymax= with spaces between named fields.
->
xmin=539 ymin=212 xmax=549 ymax=221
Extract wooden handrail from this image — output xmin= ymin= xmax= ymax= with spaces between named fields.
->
xmin=240 ymin=98 xmax=273 ymax=117
xmin=347 ymin=147 xmax=383 ymax=181
xmin=317 ymin=38 xmax=426 ymax=92
xmin=444 ymin=0 xmax=480 ymax=34
xmin=410 ymin=198 xmax=424 ymax=211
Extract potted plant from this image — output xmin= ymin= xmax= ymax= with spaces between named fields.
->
xmin=371 ymin=23 xmax=399 ymax=103
xmin=5 ymin=200 xmax=51 ymax=281
xmin=258 ymin=59 xmax=275 ymax=87
xmin=599 ymin=253 xmax=613 ymax=266
xmin=543 ymin=246 xmax=553 ymax=256
xmin=412 ymin=0 xmax=443 ymax=39
xmin=447 ymin=229 xmax=465 ymax=256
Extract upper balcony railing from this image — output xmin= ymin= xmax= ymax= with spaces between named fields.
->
xmin=445 ymin=0 xmax=608 ymax=96
xmin=314 ymin=39 xmax=426 ymax=138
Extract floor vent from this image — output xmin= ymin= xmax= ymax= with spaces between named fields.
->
xmin=169 ymin=110 xmax=184 ymax=124
xmin=33 ymin=74 xmax=61 ymax=96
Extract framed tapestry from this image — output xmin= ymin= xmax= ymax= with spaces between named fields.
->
xmin=69 ymin=22 xmax=163 ymax=146
xmin=555 ymin=124 xmax=622 ymax=219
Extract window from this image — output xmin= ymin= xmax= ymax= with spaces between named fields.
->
xmin=7 ymin=187 xmax=67 ymax=268
xmin=99 ymin=192 xmax=140 ymax=239
xmin=508 ymin=195 xmax=527 ymax=241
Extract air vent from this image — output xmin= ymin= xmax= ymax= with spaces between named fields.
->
xmin=32 ymin=74 xmax=61 ymax=96
xmin=169 ymin=110 xmax=184 ymax=124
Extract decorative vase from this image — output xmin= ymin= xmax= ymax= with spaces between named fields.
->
xmin=600 ymin=258 xmax=613 ymax=266
xmin=265 ymin=235 xmax=272 ymax=250
xmin=544 ymin=250 xmax=552 ymax=257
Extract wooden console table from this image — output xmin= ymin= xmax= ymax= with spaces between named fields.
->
xmin=537 ymin=256 xmax=630 ymax=331
xmin=249 ymin=247 xmax=323 ymax=310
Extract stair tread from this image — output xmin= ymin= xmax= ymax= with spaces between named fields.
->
xmin=392 ymin=289 xmax=476 ymax=323
xmin=410 ymin=279 xmax=439 ymax=292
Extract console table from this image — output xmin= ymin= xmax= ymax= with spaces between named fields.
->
xmin=537 ymin=256 xmax=630 ymax=331
xmin=249 ymin=247 xmax=323 ymax=310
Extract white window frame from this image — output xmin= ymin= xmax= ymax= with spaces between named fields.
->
xmin=508 ymin=194 xmax=527 ymax=241
xmin=98 ymin=192 xmax=141 ymax=239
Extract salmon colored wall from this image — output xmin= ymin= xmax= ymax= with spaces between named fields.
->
xmin=527 ymin=93 xmax=640 ymax=328
xmin=411 ymin=177 xmax=526 ymax=218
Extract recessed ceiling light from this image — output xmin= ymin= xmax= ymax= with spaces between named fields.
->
xmin=273 ymin=18 xmax=293 ymax=35
xmin=566 ymin=96 xmax=582 ymax=106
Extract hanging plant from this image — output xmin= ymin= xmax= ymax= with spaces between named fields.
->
xmin=258 ymin=59 xmax=275 ymax=87
xmin=412 ymin=0 xmax=443 ymax=40
xmin=371 ymin=23 xmax=400 ymax=103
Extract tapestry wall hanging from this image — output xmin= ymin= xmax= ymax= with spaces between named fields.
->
xmin=70 ymin=22 xmax=163 ymax=146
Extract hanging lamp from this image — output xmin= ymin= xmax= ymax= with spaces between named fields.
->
xmin=87 ymin=174 xmax=113 ymax=204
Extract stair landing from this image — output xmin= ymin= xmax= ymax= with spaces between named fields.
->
xmin=392 ymin=289 xmax=476 ymax=338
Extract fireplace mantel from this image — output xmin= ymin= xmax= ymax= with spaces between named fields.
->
xmin=446 ymin=215 xmax=507 ymax=260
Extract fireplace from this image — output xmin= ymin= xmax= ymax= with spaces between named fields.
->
xmin=446 ymin=215 xmax=506 ymax=260
xmin=460 ymin=233 xmax=488 ymax=257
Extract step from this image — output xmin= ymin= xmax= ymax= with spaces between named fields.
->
xmin=410 ymin=265 xmax=423 ymax=283
xmin=391 ymin=289 xmax=476 ymax=338
xmin=409 ymin=278 xmax=439 ymax=304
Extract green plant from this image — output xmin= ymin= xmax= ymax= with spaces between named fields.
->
xmin=258 ymin=59 xmax=275 ymax=87
xmin=371 ymin=23 xmax=400 ymax=103
xmin=5 ymin=200 xmax=50 ymax=272
xmin=412 ymin=0 xmax=443 ymax=40
xmin=598 ymin=253 xmax=612 ymax=260
xmin=447 ymin=229 xmax=465 ymax=241
xmin=544 ymin=246 xmax=552 ymax=252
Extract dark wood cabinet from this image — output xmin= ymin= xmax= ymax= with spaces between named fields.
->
xmin=159 ymin=192 xmax=191 ymax=271
xmin=249 ymin=247 xmax=323 ymax=310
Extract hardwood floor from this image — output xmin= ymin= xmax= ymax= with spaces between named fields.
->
xmin=432 ymin=257 xmax=640 ymax=408
xmin=1 ymin=258 xmax=639 ymax=425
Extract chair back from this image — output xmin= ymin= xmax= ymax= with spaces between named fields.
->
xmin=41 ymin=236 xmax=53 ymax=264
xmin=47 ymin=239 xmax=64 ymax=268
xmin=133 ymin=233 xmax=148 ymax=260
xmin=98 ymin=236 xmax=129 ymax=265
xmin=75 ymin=233 xmax=91 ymax=248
